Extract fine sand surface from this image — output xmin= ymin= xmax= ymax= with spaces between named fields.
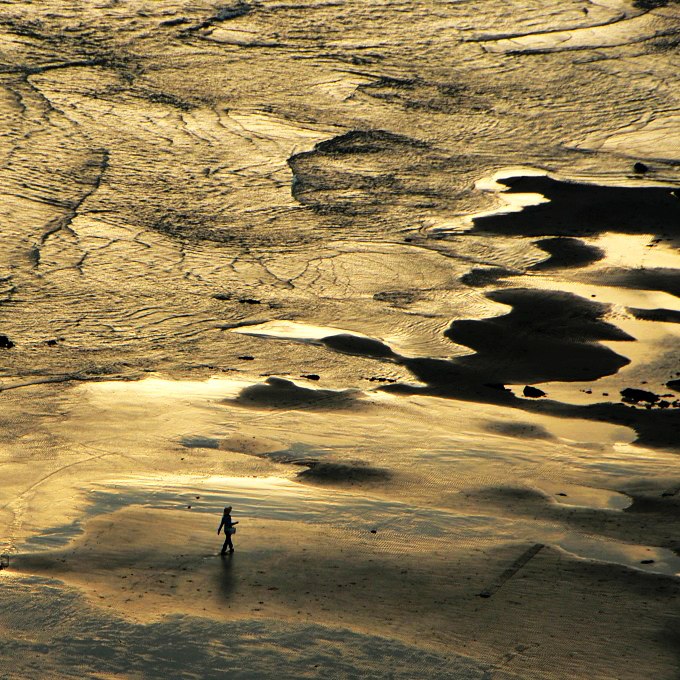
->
xmin=1 ymin=0 xmax=679 ymax=678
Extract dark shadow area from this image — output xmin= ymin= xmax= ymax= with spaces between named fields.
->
xmin=529 ymin=237 xmax=604 ymax=270
xmin=295 ymin=461 xmax=390 ymax=485
xmin=0 ymin=578 xmax=463 ymax=679
xmin=471 ymin=175 xmax=680 ymax=238
xmin=460 ymin=267 xmax=518 ymax=287
xmin=593 ymin=267 xmax=680 ymax=298
xmin=471 ymin=483 xmax=680 ymax=555
xmin=286 ymin=129 xmax=461 ymax=218
xmin=230 ymin=377 xmax=363 ymax=410
xmin=180 ymin=436 xmax=220 ymax=449
xmin=373 ymin=290 xmax=419 ymax=306
xmin=310 ymin=290 xmax=631 ymax=386
xmin=628 ymin=307 xmax=680 ymax=324
xmin=633 ymin=0 xmax=672 ymax=9
xmin=216 ymin=553 xmax=236 ymax=599
xmin=320 ymin=334 xmax=400 ymax=360
xmin=275 ymin=285 xmax=677 ymax=448
xmin=355 ymin=75 xmax=490 ymax=115
xmin=442 ymin=288 xmax=632 ymax=384
xmin=180 ymin=1 xmax=252 ymax=33
xmin=383 ymin=380 xmax=680 ymax=449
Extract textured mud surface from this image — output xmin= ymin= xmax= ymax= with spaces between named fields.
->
xmin=0 ymin=1 xmax=679 ymax=678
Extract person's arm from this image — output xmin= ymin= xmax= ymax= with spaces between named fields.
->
xmin=217 ymin=518 xmax=225 ymax=534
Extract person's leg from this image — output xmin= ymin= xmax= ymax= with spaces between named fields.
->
xmin=228 ymin=534 xmax=234 ymax=552
xmin=221 ymin=535 xmax=230 ymax=554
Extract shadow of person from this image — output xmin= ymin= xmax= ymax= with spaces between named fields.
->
xmin=217 ymin=552 xmax=236 ymax=599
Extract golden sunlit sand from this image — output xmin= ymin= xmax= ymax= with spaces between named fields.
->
xmin=0 ymin=0 xmax=679 ymax=678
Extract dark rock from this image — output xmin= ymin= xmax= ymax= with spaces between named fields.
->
xmin=213 ymin=292 xmax=232 ymax=300
xmin=484 ymin=383 xmax=511 ymax=392
xmin=523 ymin=386 xmax=546 ymax=398
xmin=0 ymin=335 xmax=14 ymax=349
xmin=620 ymin=387 xmax=659 ymax=404
xmin=145 ymin=92 xmax=195 ymax=112
xmin=373 ymin=290 xmax=417 ymax=306
xmin=238 ymin=298 xmax=261 ymax=305
xmin=666 ymin=379 xmax=680 ymax=391
xmin=214 ymin=3 xmax=252 ymax=22
xmin=159 ymin=17 xmax=192 ymax=27
xmin=302 ymin=374 xmax=320 ymax=381
xmin=640 ymin=559 xmax=655 ymax=564
xmin=181 ymin=436 xmax=220 ymax=449
xmin=45 ymin=339 xmax=58 ymax=346
xmin=238 ymin=355 xmax=255 ymax=360
xmin=484 ymin=420 xmax=553 ymax=440
xmin=370 ymin=529 xmax=377 ymax=534
xmin=633 ymin=162 xmax=648 ymax=174
xmin=634 ymin=0 xmax=670 ymax=9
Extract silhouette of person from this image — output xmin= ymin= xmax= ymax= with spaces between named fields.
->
xmin=217 ymin=506 xmax=238 ymax=555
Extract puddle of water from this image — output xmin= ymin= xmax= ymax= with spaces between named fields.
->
xmin=537 ymin=482 xmax=631 ymax=510
xmin=483 ymin=12 xmax=672 ymax=54
xmin=312 ymin=74 xmax=375 ymax=101
xmin=428 ymin=167 xmax=550 ymax=232
xmin=524 ymin=275 xmax=679 ymax=314
xmin=513 ymin=275 xmax=679 ymax=404
xmin=21 ymin=473 xmax=677 ymax=579
xmin=226 ymin=112 xmax=336 ymax=143
xmin=574 ymin=441 xmax=680 ymax=478
xmin=557 ymin=533 xmax=680 ymax=577
xmin=590 ymin=232 xmax=679 ymax=271
xmin=478 ymin=402 xmax=635 ymax=446
xmin=19 ymin=474 xmax=520 ymax=551
xmin=86 ymin=376 xmax=250 ymax=402
xmin=232 ymin=320 xmax=372 ymax=342
xmin=575 ymin=114 xmax=680 ymax=162
xmin=233 ymin=318 xmax=461 ymax=362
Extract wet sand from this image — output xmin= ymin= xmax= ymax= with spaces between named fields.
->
xmin=1 ymin=0 xmax=680 ymax=678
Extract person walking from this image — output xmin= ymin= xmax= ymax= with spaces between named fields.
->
xmin=218 ymin=506 xmax=238 ymax=555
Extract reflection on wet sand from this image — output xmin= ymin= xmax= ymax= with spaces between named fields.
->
xmin=0 ymin=0 xmax=679 ymax=675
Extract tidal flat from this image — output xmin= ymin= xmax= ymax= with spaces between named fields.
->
xmin=0 ymin=1 xmax=679 ymax=678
